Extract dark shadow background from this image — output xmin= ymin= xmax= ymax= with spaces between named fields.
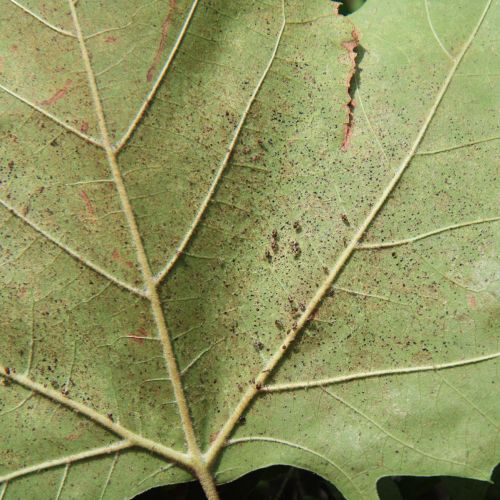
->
xmin=136 ymin=463 xmax=500 ymax=500
xmin=338 ymin=0 xmax=366 ymax=16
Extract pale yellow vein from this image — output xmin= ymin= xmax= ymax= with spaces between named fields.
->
xmin=99 ymin=451 xmax=120 ymax=500
xmin=262 ymin=352 xmax=499 ymax=392
xmin=424 ymin=0 xmax=453 ymax=60
xmin=114 ymin=0 xmax=200 ymax=152
xmin=67 ymin=2 xmax=217 ymax=495
xmin=358 ymin=217 xmax=500 ymax=249
xmin=226 ymin=437 xmax=362 ymax=495
xmin=0 ymin=441 xmax=131 ymax=484
xmin=0 ymin=83 xmax=100 ymax=146
xmin=7 ymin=0 xmax=76 ymax=37
xmin=0 ymin=365 xmax=190 ymax=467
xmin=0 ymin=197 xmax=145 ymax=297
xmin=154 ymin=0 xmax=287 ymax=285
xmin=54 ymin=463 xmax=70 ymax=500
xmin=322 ymin=388 xmax=483 ymax=473
xmin=416 ymin=135 xmax=500 ymax=155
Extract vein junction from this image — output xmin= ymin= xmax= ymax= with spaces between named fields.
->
xmin=0 ymin=0 xmax=497 ymax=497
xmin=65 ymin=0 xmax=219 ymax=496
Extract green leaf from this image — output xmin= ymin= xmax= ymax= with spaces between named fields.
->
xmin=0 ymin=0 xmax=498 ymax=499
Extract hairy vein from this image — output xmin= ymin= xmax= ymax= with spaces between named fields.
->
xmin=358 ymin=216 xmax=500 ymax=249
xmin=154 ymin=4 xmax=286 ymax=285
xmin=67 ymin=2 xmax=217 ymax=495
xmin=0 ymin=197 xmax=145 ymax=297
xmin=114 ymin=0 xmax=200 ymax=152
xmin=7 ymin=0 xmax=76 ymax=38
xmin=0 ymin=83 xmax=101 ymax=146
xmin=205 ymin=0 xmax=493 ymax=465
xmin=225 ymin=437 xmax=361 ymax=495
xmin=0 ymin=441 xmax=131 ymax=484
xmin=0 ymin=364 xmax=189 ymax=466
xmin=416 ymin=134 xmax=500 ymax=155
xmin=262 ymin=352 xmax=500 ymax=392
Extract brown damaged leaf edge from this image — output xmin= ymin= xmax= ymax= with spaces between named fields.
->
xmin=341 ymin=27 xmax=360 ymax=151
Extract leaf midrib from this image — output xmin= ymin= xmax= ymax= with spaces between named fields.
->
xmin=0 ymin=0 xmax=495 ymax=496
xmin=66 ymin=0 xmax=212 ymax=489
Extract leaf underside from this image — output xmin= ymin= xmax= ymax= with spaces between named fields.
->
xmin=0 ymin=0 xmax=498 ymax=499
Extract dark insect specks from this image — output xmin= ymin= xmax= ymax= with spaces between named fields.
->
xmin=265 ymin=229 xmax=279 ymax=261
xmin=271 ymin=229 xmax=278 ymax=252
xmin=341 ymin=213 xmax=350 ymax=226
xmin=254 ymin=341 xmax=265 ymax=351
xmin=290 ymin=241 xmax=301 ymax=257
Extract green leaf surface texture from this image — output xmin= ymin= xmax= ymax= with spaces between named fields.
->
xmin=0 ymin=0 xmax=498 ymax=498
